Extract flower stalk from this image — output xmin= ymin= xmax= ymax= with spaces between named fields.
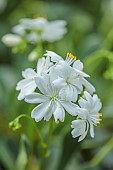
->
xmin=40 ymin=117 xmax=54 ymax=170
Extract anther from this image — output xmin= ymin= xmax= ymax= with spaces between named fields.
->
xmin=67 ymin=52 xmax=77 ymax=60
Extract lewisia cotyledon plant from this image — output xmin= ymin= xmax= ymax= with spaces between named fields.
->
xmin=16 ymin=51 xmax=102 ymax=141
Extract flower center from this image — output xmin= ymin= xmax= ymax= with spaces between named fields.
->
xmin=66 ymin=77 xmax=70 ymax=84
xmin=51 ymin=94 xmax=58 ymax=101
xmin=66 ymin=52 xmax=77 ymax=65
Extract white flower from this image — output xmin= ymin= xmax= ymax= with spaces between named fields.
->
xmin=2 ymin=34 xmax=21 ymax=47
xmin=25 ymin=74 xmax=80 ymax=122
xmin=45 ymin=51 xmax=95 ymax=101
xmin=52 ymin=62 xmax=87 ymax=102
xmin=71 ymin=91 xmax=102 ymax=142
xmin=12 ymin=17 xmax=67 ymax=43
xmin=16 ymin=57 xmax=52 ymax=100
xmin=44 ymin=51 xmax=94 ymax=95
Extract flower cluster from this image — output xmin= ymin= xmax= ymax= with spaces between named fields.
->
xmin=2 ymin=17 xmax=67 ymax=46
xmin=16 ymin=51 xmax=102 ymax=141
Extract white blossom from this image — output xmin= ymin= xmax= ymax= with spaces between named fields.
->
xmin=16 ymin=57 xmax=52 ymax=100
xmin=45 ymin=51 xmax=95 ymax=99
xmin=12 ymin=17 xmax=67 ymax=43
xmin=71 ymin=91 xmax=102 ymax=142
xmin=25 ymin=74 xmax=80 ymax=122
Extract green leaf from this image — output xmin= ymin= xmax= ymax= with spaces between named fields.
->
xmin=15 ymin=135 xmax=28 ymax=170
xmin=0 ymin=138 xmax=15 ymax=170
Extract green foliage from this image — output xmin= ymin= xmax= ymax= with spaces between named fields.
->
xmin=15 ymin=135 xmax=28 ymax=170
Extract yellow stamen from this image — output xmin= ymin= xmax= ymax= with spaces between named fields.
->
xmin=94 ymin=124 xmax=97 ymax=126
xmin=67 ymin=52 xmax=77 ymax=60
xmin=99 ymin=113 xmax=102 ymax=116
xmin=96 ymin=113 xmax=103 ymax=117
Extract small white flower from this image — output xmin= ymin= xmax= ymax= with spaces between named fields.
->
xmin=12 ymin=17 xmax=67 ymax=43
xmin=45 ymin=51 xmax=95 ymax=101
xmin=52 ymin=62 xmax=84 ymax=102
xmin=25 ymin=74 xmax=79 ymax=122
xmin=71 ymin=91 xmax=102 ymax=142
xmin=2 ymin=34 xmax=21 ymax=47
xmin=16 ymin=57 xmax=52 ymax=100
xmin=44 ymin=51 xmax=95 ymax=95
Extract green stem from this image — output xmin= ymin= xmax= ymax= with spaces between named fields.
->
xmin=11 ymin=114 xmax=46 ymax=148
xmin=40 ymin=118 xmax=54 ymax=170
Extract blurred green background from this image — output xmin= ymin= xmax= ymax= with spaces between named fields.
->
xmin=0 ymin=0 xmax=113 ymax=170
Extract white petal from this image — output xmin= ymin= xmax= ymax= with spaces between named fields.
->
xmin=16 ymin=79 xmax=32 ymax=90
xmin=35 ymin=76 xmax=51 ymax=95
xmin=20 ymin=81 xmax=36 ymax=96
xmin=52 ymin=78 xmax=67 ymax=88
xmin=78 ymin=122 xmax=89 ymax=142
xmin=82 ymin=79 xmax=95 ymax=94
xmin=60 ymin=101 xmax=79 ymax=116
xmin=18 ymin=91 xmax=25 ymax=100
xmin=49 ymin=67 xmax=59 ymax=82
xmin=31 ymin=101 xmax=51 ymax=122
xmin=42 ymin=20 xmax=67 ymax=42
xmin=55 ymin=62 xmax=71 ymax=79
xmin=59 ymin=85 xmax=78 ymax=102
xmin=73 ymin=60 xmax=83 ymax=71
xmin=71 ymin=119 xmax=85 ymax=128
xmin=44 ymin=50 xmax=63 ymax=63
xmin=78 ymin=97 xmax=90 ymax=110
xmin=78 ymin=131 xmax=88 ymax=142
xmin=22 ymin=68 xmax=37 ymax=78
xmin=44 ymin=104 xmax=54 ymax=121
xmin=92 ymin=95 xmax=102 ymax=113
xmin=77 ymin=108 xmax=88 ymax=119
xmin=74 ymin=68 xmax=90 ymax=78
xmin=71 ymin=119 xmax=89 ymax=142
xmin=89 ymin=121 xmax=94 ymax=138
xmin=71 ymin=122 xmax=86 ymax=138
xmin=37 ymin=57 xmax=45 ymax=75
xmin=53 ymin=103 xmax=65 ymax=122
xmin=25 ymin=92 xmax=49 ymax=103
xmin=71 ymin=129 xmax=82 ymax=138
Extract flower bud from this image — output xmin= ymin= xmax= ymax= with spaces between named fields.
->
xmin=2 ymin=34 xmax=21 ymax=47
